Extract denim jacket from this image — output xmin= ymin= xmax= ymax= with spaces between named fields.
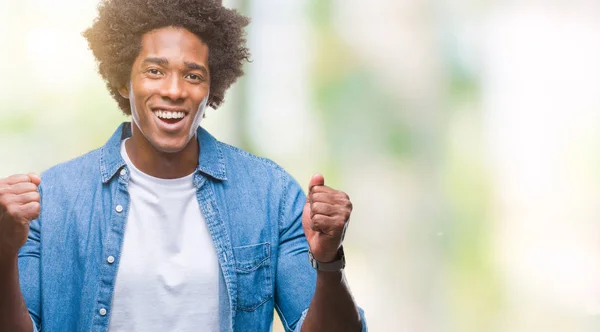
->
xmin=18 ymin=123 xmax=367 ymax=332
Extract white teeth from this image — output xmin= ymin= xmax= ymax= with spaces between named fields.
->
xmin=155 ymin=110 xmax=185 ymax=120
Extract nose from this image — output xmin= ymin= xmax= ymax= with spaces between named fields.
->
xmin=159 ymin=74 xmax=188 ymax=102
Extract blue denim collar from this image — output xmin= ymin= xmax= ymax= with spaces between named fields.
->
xmin=100 ymin=122 xmax=228 ymax=183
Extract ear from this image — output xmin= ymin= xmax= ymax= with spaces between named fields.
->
xmin=118 ymin=86 xmax=130 ymax=99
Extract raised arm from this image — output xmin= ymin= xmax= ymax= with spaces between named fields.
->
xmin=275 ymin=173 xmax=365 ymax=332
xmin=299 ymin=174 xmax=362 ymax=332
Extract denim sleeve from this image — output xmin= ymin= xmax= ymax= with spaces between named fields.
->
xmin=274 ymin=173 xmax=316 ymax=331
xmin=18 ymin=186 xmax=43 ymax=331
xmin=274 ymin=173 xmax=368 ymax=332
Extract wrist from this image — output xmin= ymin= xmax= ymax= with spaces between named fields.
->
xmin=309 ymin=246 xmax=345 ymax=272
xmin=312 ymin=252 xmax=338 ymax=263
xmin=309 ymin=245 xmax=343 ymax=263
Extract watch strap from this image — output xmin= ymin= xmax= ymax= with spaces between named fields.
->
xmin=308 ymin=246 xmax=345 ymax=272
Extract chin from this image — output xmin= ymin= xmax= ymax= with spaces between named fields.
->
xmin=149 ymin=136 xmax=191 ymax=154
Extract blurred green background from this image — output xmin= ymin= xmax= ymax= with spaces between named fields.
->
xmin=2 ymin=0 xmax=600 ymax=331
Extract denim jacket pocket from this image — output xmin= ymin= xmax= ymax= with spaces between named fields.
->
xmin=233 ymin=242 xmax=272 ymax=311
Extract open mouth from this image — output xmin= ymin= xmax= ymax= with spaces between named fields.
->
xmin=153 ymin=109 xmax=187 ymax=125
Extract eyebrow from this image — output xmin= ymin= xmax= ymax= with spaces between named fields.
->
xmin=142 ymin=57 xmax=169 ymax=66
xmin=142 ymin=57 xmax=208 ymax=76
xmin=184 ymin=61 xmax=208 ymax=76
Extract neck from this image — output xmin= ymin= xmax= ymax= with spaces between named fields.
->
xmin=125 ymin=123 xmax=199 ymax=179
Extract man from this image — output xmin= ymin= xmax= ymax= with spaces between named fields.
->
xmin=0 ymin=0 xmax=366 ymax=331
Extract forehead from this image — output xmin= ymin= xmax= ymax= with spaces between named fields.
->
xmin=138 ymin=26 xmax=209 ymax=64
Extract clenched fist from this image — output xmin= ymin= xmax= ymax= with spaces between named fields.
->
xmin=302 ymin=174 xmax=352 ymax=263
xmin=0 ymin=174 xmax=41 ymax=259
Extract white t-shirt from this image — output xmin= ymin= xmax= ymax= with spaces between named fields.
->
xmin=108 ymin=139 xmax=220 ymax=331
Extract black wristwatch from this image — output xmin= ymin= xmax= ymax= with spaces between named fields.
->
xmin=308 ymin=246 xmax=345 ymax=272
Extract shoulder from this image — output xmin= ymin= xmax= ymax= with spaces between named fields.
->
xmin=217 ymin=140 xmax=291 ymax=182
xmin=216 ymin=139 xmax=305 ymax=196
xmin=216 ymin=140 xmax=305 ymax=210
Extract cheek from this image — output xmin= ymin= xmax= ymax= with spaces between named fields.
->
xmin=128 ymin=89 xmax=150 ymax=122
xmin=130 ymin=84 xmax=157 ymax=112
xmin=194 ymin=88 xmax=210 ymax=105
xmin=140 ymin=80 xmax=162 ymax=94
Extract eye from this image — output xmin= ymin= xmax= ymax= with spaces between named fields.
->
xmin=185 ymin=73 xmax=204 ymax=82
xmin=145 ymin=68 xmax=163 ymax=76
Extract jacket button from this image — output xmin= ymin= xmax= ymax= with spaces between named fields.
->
xmin=99 ymin=308 xmax=107 ymax=316
xmin=107 ymin=256 xmax=115 ymax=264
xmin=115 ymin=205 xmax=123 ymax=213
xmin=120 ymin=169 xmax=127 ymax=176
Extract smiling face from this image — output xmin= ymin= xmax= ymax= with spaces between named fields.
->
xmin=120 ymin=26 xmax=210 ymax=153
